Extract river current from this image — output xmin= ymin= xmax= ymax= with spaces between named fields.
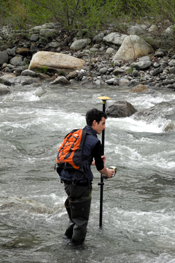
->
xmin=0 ymin=82 xmax=175 ymax=263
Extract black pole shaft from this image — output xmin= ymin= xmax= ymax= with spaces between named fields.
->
xmin=99 ymin=100 xmax=106 ymax=228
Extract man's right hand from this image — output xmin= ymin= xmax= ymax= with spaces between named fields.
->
xmin=99 ymin=167 xmax=115 ymax=178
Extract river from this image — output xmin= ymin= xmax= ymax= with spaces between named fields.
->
xmin=0 ymin=81 xmax=175 ymax=263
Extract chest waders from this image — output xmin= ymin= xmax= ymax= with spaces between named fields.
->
xmin=64 ymin=198 xmax=74 ymax=240
xmin=70 ymin=198 xmax=91 ymax=245
xmin=64 ymin=185 xmax=91 ymax=246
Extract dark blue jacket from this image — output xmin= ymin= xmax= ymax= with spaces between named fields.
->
xmin=60 ymin=125 xmax=99 ymax=182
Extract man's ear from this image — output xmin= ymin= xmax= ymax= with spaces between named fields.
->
xmin=92 ymin=120 xmax=97 ymax=127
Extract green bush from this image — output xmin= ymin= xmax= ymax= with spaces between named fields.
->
xmin=1 ymin=0 xmax=175 ymax=36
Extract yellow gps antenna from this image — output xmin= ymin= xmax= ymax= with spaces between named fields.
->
xmin=98 ymin=96 xmax=111 ymax=228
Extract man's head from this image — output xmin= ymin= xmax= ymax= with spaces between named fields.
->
xmin=86 ymin=108 xmax=107 ymax=134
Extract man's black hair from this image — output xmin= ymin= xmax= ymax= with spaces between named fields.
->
xmin=86 ymin=108 xmax=107 ymax=126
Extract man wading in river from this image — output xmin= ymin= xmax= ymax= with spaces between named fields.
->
xmin=55 ymin=108 xmax=114 ymax=246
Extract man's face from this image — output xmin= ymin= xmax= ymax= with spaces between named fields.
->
xmin=92 ymin=117 xmax=106 ymax=134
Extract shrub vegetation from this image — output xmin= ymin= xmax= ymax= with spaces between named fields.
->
xmin=0 ymin=0 xmax=174 ymax=40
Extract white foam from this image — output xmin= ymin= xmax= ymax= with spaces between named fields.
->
xmin=128 ymin=92 xmax=175 ymax=110
xmin=107 ymin=116 xmax=170 ymax=133
xmin=3 ymin=91 xmax=40 ymax=102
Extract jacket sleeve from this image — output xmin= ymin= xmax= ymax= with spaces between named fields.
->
xmin=92 ymin=141 xmax=104 ymax=171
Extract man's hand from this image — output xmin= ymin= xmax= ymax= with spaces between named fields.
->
xmin=99 ymin=167 xmax=115 ymax=178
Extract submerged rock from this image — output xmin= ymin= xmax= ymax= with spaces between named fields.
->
xmin=0 ymin=84 xmax=11 ymax=95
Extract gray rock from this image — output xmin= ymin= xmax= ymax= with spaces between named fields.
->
xmin=21 ymin=69 xmax=37 ymax=77
xmin=154 ymin=49 xmax=166 ymax=57
xmin=0 ymin=51 xmax=8 ymax=65
xmin=40 ymin=29 xmax=57 ymax=37
xmin=106 ymin=48 xmax=115 ymax=55
xmin=14 ymin=66 xmax=27 ymax=76
xmin=132 ymin=70 xmax=139 ymax=77
xmin=67 ymin=71 xmax=78 ymax=80
xmin=0 ymin=84 xmax=11 ymax=95
xmin=51 ymin=76 xmax=70 ymax=85
xmin=10 ymin=55 xmax=24 ymax=66
xmin=21 ymin=78 xmax=40 ymax=86
xmin=4 ymin=67 xmax=11 ymax=73
xmin=113 ymin=35 xmax=154 ymax=61
xmin=131 ymin=61 xmax=152 ymax=70
xmin=99 ymin=67 xmax=108 ymax=74
xmin=105 ymin=78 xmax=116 ymax=85
xmin=114 ymin=60 xmax=122 ymax=67
xmin=129 ymin=79 xmax=139 ymax=86
xmin=164 ymin=25 xmax=174 ymax=35
xmin=77 ymin=69 xmax=87 ymax=79
xmin=118 ymin=78 xmax=129 ymax=86
xmin=138 ymin=56 xmax=151 ymax=62
xmin=6 ymin=47 xmax=16 ymax=57
xmin=153 ymin=62 xmax=160 ymax=68
xmin=160 ymin=57 xmax=169 ymax=64
xmin=70 ymin=39 xmax=91 ymax=51
xmin=148 ymin=25 xmax=158 ymax=32
xmin=94 ymin=79 xmax=102 ymax=85
xmin=103 ymin=32 xmax=127 ymax=45
xmin=113 ymin=67 xmax=125 ymax=75
xmin=0 ymin=74 xmax=16 ymax=85
xmin=46 ymin=41 xmax=60 ymax=48
xmin=151 ymin=67 xmax=163 ymax=76
xmin=93 ymin=33 xmax=104 ymax=43
xmin=3 ymin=63 xmax=15 ymax=70
xmin=127 ymin=25 xmax=145 ymax=35
xmin=30 ymin=34 xmax=40 ymax=41
xmin=166 ymin=84 xmax=175 ymax=89
xmin=169 ymin=67 xmax=175 ymax=74
xmin=90 ymin=47 xmax=98 ymax=53
xmin=5 ymin=76 xmax=36 ymax=85
xmin=162 ymin=79 xmax=175 ymax=85
xmin=31 ymin=23 xmax=54 ymax=32
xmin=106 ymin=101 xmax=137 ymax=117
xmin=169 ymin=59 xmax=175 ymax=67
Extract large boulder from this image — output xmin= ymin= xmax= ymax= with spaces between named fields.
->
xmin=29 ymin=51 xmax=85 ymax=72
xmin=106 ymin=101 xmax=137 ymax=117
xmin=113 ymin=35 xmax=154 ymax=61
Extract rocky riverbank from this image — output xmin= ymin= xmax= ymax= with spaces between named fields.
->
xmin=0 ymin=21 xmax=175 ymax=96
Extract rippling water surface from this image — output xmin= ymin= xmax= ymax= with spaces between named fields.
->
xmin=0 ymin=83 xmax=175 ymax=263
